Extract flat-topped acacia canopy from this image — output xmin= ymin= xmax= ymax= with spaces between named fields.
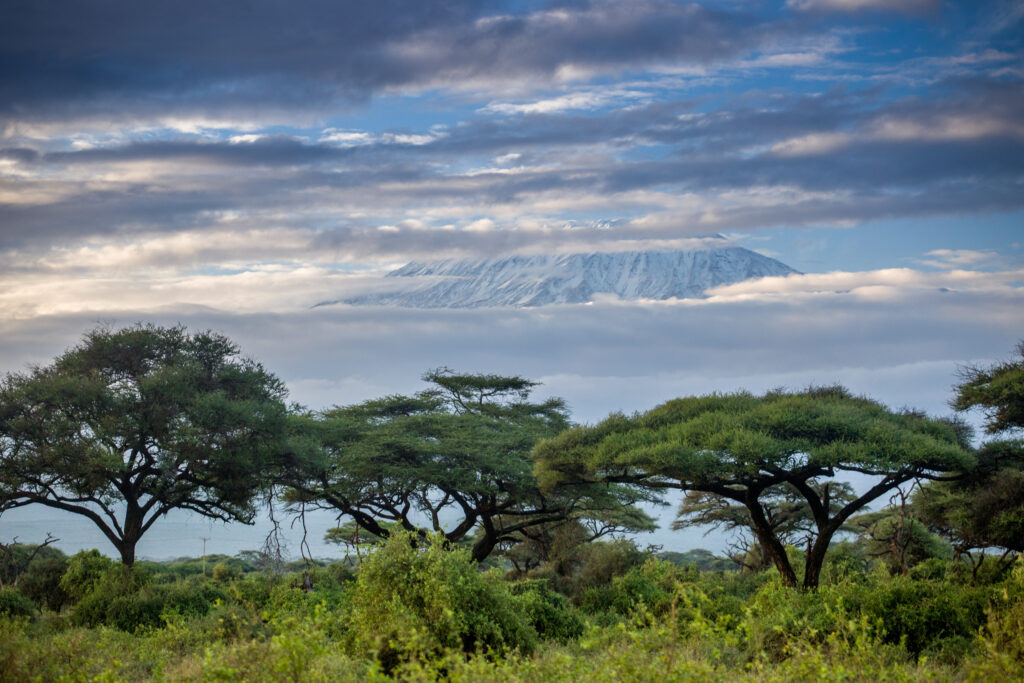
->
xmin=282 ymin=369 xmax=654 ymax=563
xmin=0 ymin=324 xmax=290 ymax=565
xmin=534 ymin=386 xmax=973 ymax=588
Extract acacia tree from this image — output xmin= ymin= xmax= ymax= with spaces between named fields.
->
xmin=914 ymin=343 xmax=1024 ymax=572
xmin=0 ymin=325 xmax=290 ymax=565
xmin=953 ymin=341 xmax=1024 ymax=435
xmin=913 ymin=443 xmax=1024 ymax=575
xmin=535 ymin=386 xmax=972 ymax=589
xmin=282 ymin=369 xmax=652 ymax=562
xmin=674 ymin=482 xmax=856 ymax=571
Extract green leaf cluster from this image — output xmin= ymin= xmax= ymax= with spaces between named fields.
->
xmin=0 ymin=324 xmax=290 ymax=565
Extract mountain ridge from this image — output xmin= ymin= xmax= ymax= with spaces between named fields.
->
xmin=331 ymin=244 xmax=798 ymax=308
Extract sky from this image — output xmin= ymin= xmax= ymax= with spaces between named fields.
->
xmin=1 ymin=0 xmax=1023 ymax=559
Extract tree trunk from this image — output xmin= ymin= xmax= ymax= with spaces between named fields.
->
xmin=471 ymin=531 xmax=498 ymax=562
xmin=744 ymin=496 xmax=798 ymax=587
xmin=119 ymin=504 xmax=144 ymax=566
xmin=803 ymin=537 xmax=830 ymax=589
xmin=117 ymin=539 xmax=137 ymax=566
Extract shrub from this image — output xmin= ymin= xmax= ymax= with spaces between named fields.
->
xmin=69 ymin=562 xmax=227 ymax=631
xmin=979 ymin=560 xmax=1024 ymax=664
xmin=59 ymin=550 xmax=117 ymax=603
xmin=212 ymin=561 xmax=241 ymax=583
xmin=17 ymin=554 xmax=69 ymax=611
xmin=345 ymin=531 xmax=536 ymax=669
xmin=578 ymin=557 xmax=679 ymax=617
xmin=509 ymin=579 xmax=584 ymax=643
xmin=0 ymin=588 xmax=35 ymax=618
xmin=574 ymin=539 xmax=647 ymax=593
xmin=854 ymin=577 xmax=989 ymax=656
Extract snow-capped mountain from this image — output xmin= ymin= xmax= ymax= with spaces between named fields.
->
xmin=335 ymin=242 xmax=797 ymax=308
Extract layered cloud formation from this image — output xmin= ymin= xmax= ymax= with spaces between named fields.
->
xmin=1 ymin=0 xmax=1021 ymax=420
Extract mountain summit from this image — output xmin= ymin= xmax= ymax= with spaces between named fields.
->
xmin=336 ymin=241 xmax=797 ymax=308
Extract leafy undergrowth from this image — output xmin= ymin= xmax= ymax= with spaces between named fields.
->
xmin=2 ymin=535 xmax=1023 ymax=682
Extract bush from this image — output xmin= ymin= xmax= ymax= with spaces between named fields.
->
xmin=212 ymin=561 xmax=241 ymax=583
xmin=578 ymin=557 xmax=679 ymax=617
xmin=345 ymin=531 xmax=536 ymax=669
xmin=509 ymin=579 xmax=584 ymax=643
xmin=855 ymin=577 xmax=989 ymax=656
xmin=0 ymin=588 xmax=35 ymax=618
xmin=59 ymin=550 xmax=117 ymax=603
xmin=17 ymin=554 xmax=69 ymax=611
xmin=68 ymin=562 xmax=227 ymax=632
xmin=574 ymin=539 xmax=647 ymax=593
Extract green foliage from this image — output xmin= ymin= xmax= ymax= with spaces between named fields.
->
xmin=212 ymin=561 xmax=242 ymax=583
xmin=915 ymin=441 xmax=1024 ymax=558
xmin=953 ymin=341 xmax=1024 ymax=435
xmin=60 ymin=549 xmax=117 ymax=603
xmin=16 ymin=553 xmax=69 ymax=611
xmin=0 ymin=587 xmax=34 ymax=617
xmin=345 ymin=530 xmax=536 ymax=668
xmin=981 ymin=560 xmax=1024 ymax=665
xmin=0 ymin=324 xmax=290 ymax=565
xmin=856 ymin=578 xmax=989 ymax=657
xmin=574 ymin=538 xmax=648 ymax=593
xmin=0 ymin=539 xmax=65 ymax=588
xmin=3 ymin=552 xmax=1024 ymax=680
xmin=819 ymin=542 xmax=870 ymax=585
xmin=536 ymin=387 xmax=972 ymax=588
xmin=508 ymin=579 xmax=584 ymax=643
xmin=284 ymin=369 xmax=652 ymax=563
xmin=657 ymin=548 xmax=735 ymax=572
xmin=65 ymin=561 xmax=228 ymax=632
xmin=579 ymin=557 xmax=679 ymax=618
xmin=852 ymin=506 xmax=952 ymax=575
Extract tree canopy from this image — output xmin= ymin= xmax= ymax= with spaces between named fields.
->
xmin=534 ymin=386 xmax=973 ymax=588
xmin=953 ymin=341 xmax=1024 ymax=435
xmin=0 ymin=325 xmax=290 ymax=565
xmin=913 ymin=342 xmax=1024 ymax=570
xmin=282 ymin=369 xmax=653 ymax=562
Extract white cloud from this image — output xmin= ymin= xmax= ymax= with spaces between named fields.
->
xmin=786 ymin=0 xmax=938 ymax=13
xmin=320 ymin=130 xmax=374 ymax=146
xmin=464 ymin=218 xmax=495 ymax=233
xmin=703 ymin=267 xmax=1024 ymax=303
xmin=872 ymin=114 xmax=1024 ymax=142
xmin=916 ymin=249 xmax=1004 ymax=269
xmin=770 ymin=113 xmax=1024 ymax=157
xmin=481 ymin=88 xmax=650 ymax=115
xmin=771 ymin=132 xmax=853 ymax=156
xmin=2 ymin=282 xmax=1018 ymax=425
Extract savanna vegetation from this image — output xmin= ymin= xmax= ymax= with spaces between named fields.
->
xmin=1 ymin=325 xmax=1022 ymax=681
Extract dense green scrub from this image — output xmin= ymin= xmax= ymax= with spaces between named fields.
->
xmin=1 ymin=534 xmax=1023 ymax=682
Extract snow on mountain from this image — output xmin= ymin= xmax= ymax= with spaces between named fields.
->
xmin=333 ymin=242 xmax=798 ymax=309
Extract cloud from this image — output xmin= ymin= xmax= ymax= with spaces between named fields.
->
xmin=786 ymin=0 xmax=940 ymax=13
xmin=1 ymin=274 xmax=1018 ymax=423
xmin=0 ymin=0 xmax=784 ymax=130
xmin=480 ymin=87 xmax=652 ymax=115
xmin=915 ymin=249 xmax=1005 ymax=269
xmin=2 ymin=76 xmax=1021 ymax=256
xmin=703 ymin=267 xmax=1024 ymax=303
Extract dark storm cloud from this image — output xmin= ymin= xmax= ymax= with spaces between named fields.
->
xmin=0 ymin=0 xmax=476 ymax=115
xmin=0 ymin=0 xmax=779 ymax=126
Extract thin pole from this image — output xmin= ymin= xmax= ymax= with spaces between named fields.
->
xmin=200 ymin=537 xmax=210 ymax=576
